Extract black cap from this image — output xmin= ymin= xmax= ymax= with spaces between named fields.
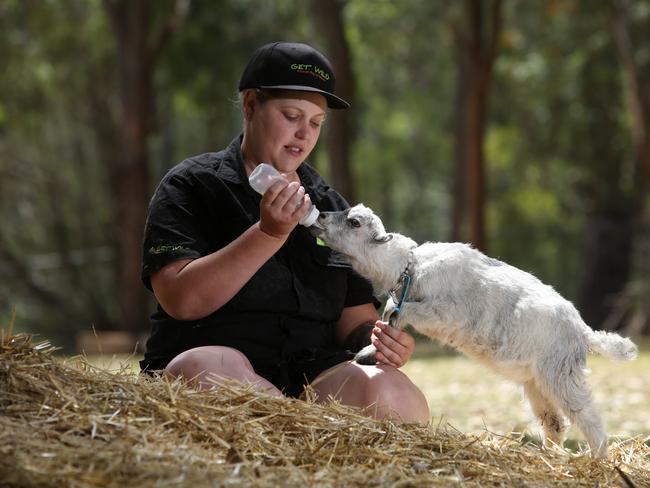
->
xmin=238 ymin=41 xmax=350 ymax=109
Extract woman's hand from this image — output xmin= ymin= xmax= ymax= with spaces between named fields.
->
xmin=259 ymin=178 xmax=311 ymax=239
xmin=370 ymin=321 xmax=415 ymax=368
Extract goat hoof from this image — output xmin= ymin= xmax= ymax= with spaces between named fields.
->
xmin=354 ymin=345 xmax=378 ymax=365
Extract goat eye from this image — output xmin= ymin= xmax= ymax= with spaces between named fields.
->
xmin=348 ymin=218 xmax=361 ymax=228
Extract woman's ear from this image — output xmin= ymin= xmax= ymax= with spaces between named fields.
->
xmin=242 ymin=90 xmax=256 ymax=121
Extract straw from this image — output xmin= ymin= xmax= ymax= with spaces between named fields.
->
xmin=1 ymin=331 xmax=648 ymax=487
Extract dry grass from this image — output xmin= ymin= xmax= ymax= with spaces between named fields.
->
xmin=403 ymin=347 xmax=650 ymax=441
xmin=82 ymin=341 xmax=650 ymax=439
xmin=1 ymin=331 xmax=649 ymax=487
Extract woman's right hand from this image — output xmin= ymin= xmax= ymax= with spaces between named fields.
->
xmin=259 ymin=178 xmax=310 ymax=238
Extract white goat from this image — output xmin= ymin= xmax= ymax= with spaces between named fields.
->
xmin=311 ymin=204 xmax=638 ymax=458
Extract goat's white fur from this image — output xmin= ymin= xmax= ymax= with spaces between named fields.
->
xmin=312 ymin=204 xmax=638 ymax=458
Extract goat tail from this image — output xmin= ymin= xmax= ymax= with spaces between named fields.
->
xmin=587 ymin=330 xmax=638 ymax=361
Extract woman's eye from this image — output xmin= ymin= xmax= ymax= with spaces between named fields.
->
xmin=284 ymin=113 xmax=299 ymax=121
xmin=348 ymin=218 xmax=361 ymax=228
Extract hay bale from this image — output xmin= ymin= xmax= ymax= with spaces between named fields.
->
xmin=1 ymin=331 xmax=648 ymax=487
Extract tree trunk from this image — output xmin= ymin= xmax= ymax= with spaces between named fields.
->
xmin=610 ymin=0 xmax=650 ymax=334
xmin=103 ymin=0 xmax=188 ymax=333
xmin=103 ymin=0 xmax=153 ymax=334
xmin=579 ymin=211 xmax=636 ymax=329
xmin=611 ymin=0 xmax=650 ymax=187
xmin=572 ymin=3 xmax=642 ymax=331
xmin=450 ymin=24 xmax=469 ymax=242
xmin=465 ymin=66 xmax=488 ymax=252
xmin=451 ymin=0 xmax=501 ymax=251
xmin=308 ymin=0 xmax=356 ymax=202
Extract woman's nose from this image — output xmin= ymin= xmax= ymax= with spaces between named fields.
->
xmin=296 ymin=119 xmax=315 ymax=140
xmin=295 ymin=125 xmax=307 ymax=139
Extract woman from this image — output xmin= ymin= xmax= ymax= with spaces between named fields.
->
xmin=140 ymin=41 xmax=429 ymax=423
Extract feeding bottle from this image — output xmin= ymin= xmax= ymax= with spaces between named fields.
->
xmin=248 ymin=163 xmax=320 ymax=227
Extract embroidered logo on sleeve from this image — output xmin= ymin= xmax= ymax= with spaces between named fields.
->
xmin=148 ymin=244 xmax=188 ymax=255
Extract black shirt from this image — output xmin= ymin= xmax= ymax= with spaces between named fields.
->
xmin=140 ymin=136 xmax=378 ymax=395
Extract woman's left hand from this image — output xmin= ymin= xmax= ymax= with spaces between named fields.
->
xmin=370 ymin=320 xmax=415 ymax=368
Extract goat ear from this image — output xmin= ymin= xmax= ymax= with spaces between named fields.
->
xmin=372 ymin=232 xmax=393 ymax=244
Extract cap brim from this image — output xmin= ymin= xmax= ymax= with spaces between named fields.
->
xmin=259 ymin=84 xmax=350 ymax=109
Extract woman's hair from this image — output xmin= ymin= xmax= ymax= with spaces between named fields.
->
xmin=241 ymin=88 xmax=294 ymax=105
xmin=253 ymin=88 xmax=273 ymax=104
xmin=241 ymin=87 xmax=321 ymax=107
xmin=238 ymin=88 xmax=328 ymax=133
xmin=238 ymin=89 xmax=266 ymax=130
xmin=239 ymin=88 xmax=302 ymax=129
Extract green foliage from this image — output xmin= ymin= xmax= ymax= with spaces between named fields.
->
xmin=0 ymin=0 xmax=118 ymax=347
xmin=485 ymin=114 xmax=584 ymax=297
xmin=346 ymin=1 xmax=454 ymax=241
xmin=2 ymin=0 xmax=650 ymax=344
xmin=153 ymin=0 xmax=310 ymax=181
xmin=484 ymin=1 xmax=644 ymax=300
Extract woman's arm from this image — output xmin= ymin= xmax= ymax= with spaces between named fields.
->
xmin=151 ymin=222 xmax=283 ymax=320
xmin=335 ymin=303 xmax=379 ymax=348
xmin=151 ymin=178 xmax=310 ymax=321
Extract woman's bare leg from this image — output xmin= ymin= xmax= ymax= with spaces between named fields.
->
xmin=310 ymin=362 xmax=429 ymax=423
xmin=165 ymin=345 xmax=282 ymax=396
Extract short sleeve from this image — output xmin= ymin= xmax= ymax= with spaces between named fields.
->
xmin=141 ymin=170 xmax=208 ymax=290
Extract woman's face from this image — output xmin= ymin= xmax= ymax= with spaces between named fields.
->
xmin=242 ymin=90 xmax=327 ymax=174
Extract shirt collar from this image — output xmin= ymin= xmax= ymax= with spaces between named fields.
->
xmin=214 ymin=134 xmax=332 ymax=203
xmin=214 ymin=135 xmax=248 ymax=185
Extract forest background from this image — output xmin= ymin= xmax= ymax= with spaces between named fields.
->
xmin=2 ymin=0 xmax=650 ymax=353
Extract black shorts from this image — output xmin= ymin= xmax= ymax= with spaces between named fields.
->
xmin=261 ymin=348 xmax=355 ymax=398
xmin=141 ymin=347 xmax=355 ymax=398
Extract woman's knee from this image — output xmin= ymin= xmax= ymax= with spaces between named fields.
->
xmin=363 ymin=367 xmax=430 ymax=424
xmin=314 ymin=363 xmax=430 ymax=423
xmin=165 ymin=345 xmax=278 ymax=393
xmin=165 ymin=346 xmax=282 ymax=395
xmin=166 ymin=346 xmax=252 ymax=379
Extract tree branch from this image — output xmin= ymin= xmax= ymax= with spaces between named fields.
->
xmin=0 ymin=240 xmax=68 ymax=313
xmin=102 ymin=0 xmax=125 ymax=38
xmin=150 ymin=0 xmax=190 ymax=61
xmin=611 ymin=0 xmax=650 ymax=186
xmin=487 ymin=0 xmax=502 ymax=66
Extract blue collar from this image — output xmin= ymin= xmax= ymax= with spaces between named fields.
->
xmin=386 ymin=251 xmax=415 ymax=325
